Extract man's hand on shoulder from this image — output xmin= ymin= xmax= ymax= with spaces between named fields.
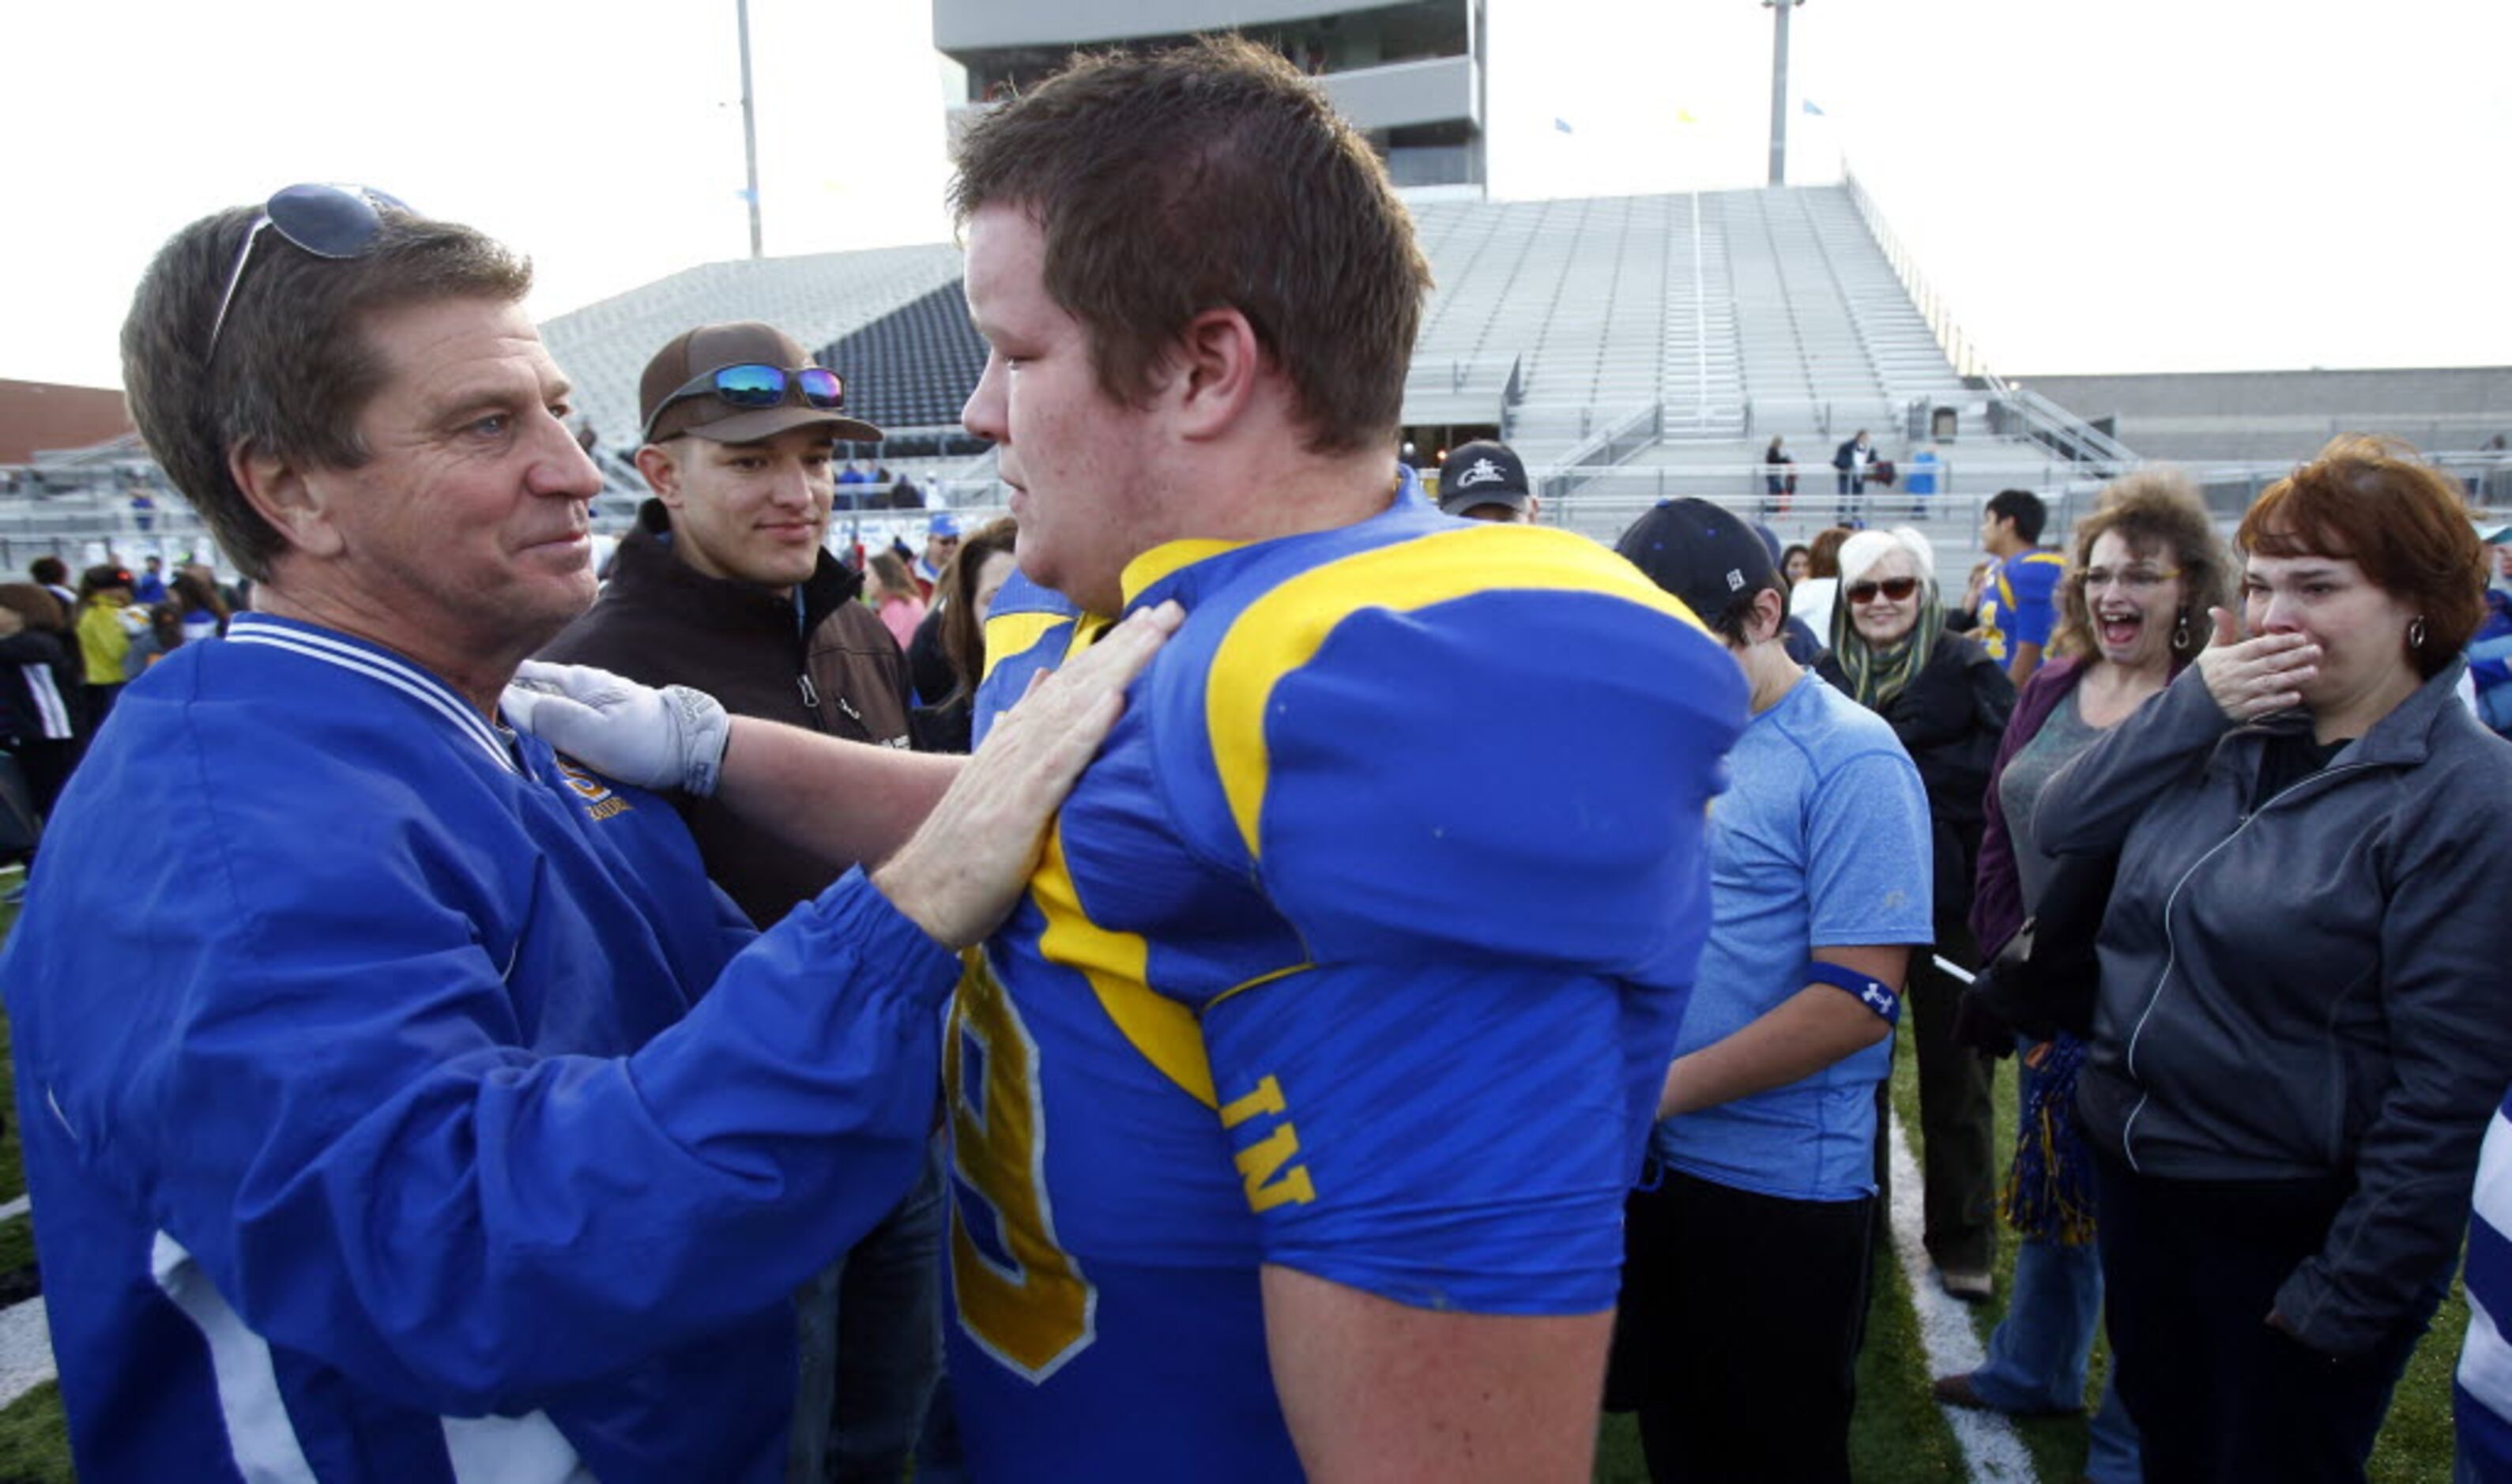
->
xmin=873 ymin=601 xmax=1181 ymax=947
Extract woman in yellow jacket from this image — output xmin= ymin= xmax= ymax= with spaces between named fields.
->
xmin=73 ymin=564 xmax=141 ymax=734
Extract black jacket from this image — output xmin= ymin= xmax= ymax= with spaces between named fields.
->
xmin=0 ymin=629 xmax=77 ymax=744
xmin=539 ymin=500 xmax=913 ymax=928
xmin=1819 ymin=632 xmax=2014 ymax=936
xmin=2039 ymin=661 xmax=2512 ymax=1355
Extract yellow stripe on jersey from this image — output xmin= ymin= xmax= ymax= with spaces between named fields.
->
xmin=1030 ymin=814 xmax=1218 ymax=1109
xmin=979 ymin=612 xmax=1069 ymax=684
xmin=1203 ymin=524 xmax=1709 ymax=859
xmin=1121 ymin=538 xmax=1251 ymax=605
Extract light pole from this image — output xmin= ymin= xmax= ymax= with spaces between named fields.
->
xmin=1764 ymin=0 xmax=1805 ymax=187
xmin=737 ymin=0 xmax=764 ymax=258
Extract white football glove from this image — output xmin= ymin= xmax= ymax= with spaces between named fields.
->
xmin=503 ymin=661 xmax=729 ymax=797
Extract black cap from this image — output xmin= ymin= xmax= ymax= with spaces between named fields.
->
xmin=1614 ymin=499 xmax=1783 ymax=627
xmin=1437 ymin=439 xmax=1531 ymax=516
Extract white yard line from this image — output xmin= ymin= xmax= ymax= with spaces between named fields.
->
xmin=1885 ymin=1107 xmax=2039 ymax=1483
xmin=0 ymin=1298 xmax=48 ymax=1410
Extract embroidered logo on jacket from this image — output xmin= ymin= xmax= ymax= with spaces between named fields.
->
xmin=555 ymin=759 xmax=633 ymax=821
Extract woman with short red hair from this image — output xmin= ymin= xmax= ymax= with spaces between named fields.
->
xmin=2036 ymin=436 xmax=2512 ymax=1482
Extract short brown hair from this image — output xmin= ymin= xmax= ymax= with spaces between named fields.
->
xmin=948 ymin=35 xmax=1430 ymax=454
xmin=1808 ymin=526 xmax=1852 ymax=580
xmin=2051 ymin=468 xmax=2231 ymax=663
xmin=940 ymin=517 xmax=1019 ymax=699
xmin=0 ymin=584 xmax=67 ymax=633
xmin=119 ymin=201 xmax=532 ymax=583
xmin=2238 ymin=435 xmax=2487 ymax=677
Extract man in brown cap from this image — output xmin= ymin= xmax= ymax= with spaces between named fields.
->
xmin=538 ymin=321 xmax=935 ymax=1482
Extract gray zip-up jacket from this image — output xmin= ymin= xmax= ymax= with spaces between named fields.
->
xmin=2037 ymin=659 xmax=2512 ymax=1355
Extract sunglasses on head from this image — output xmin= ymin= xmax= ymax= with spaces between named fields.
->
xmin=205 ymin=183 xmax=410 ymax=364
xmin=642 ymin=364 xmax=845 ymax=443
xmin=1847 ymin=576 xmax=1921 ymax=605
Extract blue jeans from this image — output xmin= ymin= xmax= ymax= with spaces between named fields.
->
xmin=789 ymin=1132 xmax=947 ymax=1483
xmin=1970 ymin=1235 xmax=2141 ymax=1481
xmin=1972 ymin=1038 xmax=2141 ymax=1482
xmin=1972 ymin=1235 xmax=2100 ymax=1410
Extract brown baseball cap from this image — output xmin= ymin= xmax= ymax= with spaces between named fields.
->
xmin=638 ymin=322 xmax=883 ymax=446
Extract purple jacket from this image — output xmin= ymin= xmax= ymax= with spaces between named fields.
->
xmin=1968 ymin=657 xmax=2085 ymax=959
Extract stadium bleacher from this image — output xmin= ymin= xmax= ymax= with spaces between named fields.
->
xmin=816 ymin=281 xmax=992 ymax=434
xmin=9 ymin=183 xmax=2504 ymax=578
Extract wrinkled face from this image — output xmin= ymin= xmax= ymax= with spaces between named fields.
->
xmin=2080 ymin=530 xmax=2186 ymax=672
xmin=653 ymin=427 xmax=834 ymax=593
xmin=1847 ymin=547 xmax=1923 ymax=646
xmin=961 ymin=204 xmax=1166 ymax=616
xmin=971 ymin=548 xmax=1017 ymax=625
xmin=312 ymin=296 xmax=598 ymax=658
xmin=2241 ymin=549 xmax=2418 ymax=716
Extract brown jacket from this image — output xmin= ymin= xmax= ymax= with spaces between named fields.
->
xmin=539 ymin=499 xmax=913 ymax=928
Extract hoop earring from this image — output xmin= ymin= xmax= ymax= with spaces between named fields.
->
xmin=2408 ymin=615 xmax=2427 ymax=652
xmin=2172 ymin=610 xmax=2192 ymax=652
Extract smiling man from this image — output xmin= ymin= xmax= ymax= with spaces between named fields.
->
xmin=0 ymin=187 xmax=1169 ymax=1482
xmin=544 ymin=322 xmax=916 ymax=919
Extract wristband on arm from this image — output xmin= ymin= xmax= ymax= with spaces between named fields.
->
xmin=1804 ymin=960 xmax=1899 ymax=1026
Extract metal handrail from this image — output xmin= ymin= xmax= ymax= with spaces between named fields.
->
xmin=1537 ymin=403 xmax=1663 ymax=502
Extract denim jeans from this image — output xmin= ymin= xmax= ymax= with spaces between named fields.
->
xmin=788 ymin=1132 xmax=947 ymax=1484
xmin=1973 ymin=1235 xmax=2101 ymax=1410
xmin=1971 ymin=1234 xmax=2141 ymax=1481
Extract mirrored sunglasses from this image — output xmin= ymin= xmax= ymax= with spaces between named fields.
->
xmin=205 ymin=183 xmax=411 ymax=363
xmin=642 ymin=363 xmax=845 ymax=443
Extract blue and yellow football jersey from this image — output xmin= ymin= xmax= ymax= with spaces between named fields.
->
xmin=1976 ymin=548 xmax=2067 ymax=663
xmin=947 ymin=495 xmax=1746 ymax=1480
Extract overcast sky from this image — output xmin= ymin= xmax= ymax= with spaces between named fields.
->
xmin=4 ymin=0 xmax=2503 ymax=390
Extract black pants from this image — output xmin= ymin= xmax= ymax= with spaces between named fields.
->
xmin=2091 ymin=1145 xmax=2442 ymax=1483
xmin=1875 ymin=926 xmax=1995 ymax=1275
xmin=82 ymin=683 xmax=123 ymax=740
xmin=1606 ymin=1162 xmax=1874 ymax=1483
xmin=3 ymin=736 xmax=75 ymax=819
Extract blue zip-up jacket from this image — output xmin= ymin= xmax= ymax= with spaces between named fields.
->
xmin=2039 ymin=659 xmax=2512 ymax=1354
xmin=2 ymin=614 xmax=958 ymax=1482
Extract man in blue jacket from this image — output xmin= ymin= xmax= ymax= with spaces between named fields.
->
xmin=2 ymin=185 xmax=1166 ymax=1483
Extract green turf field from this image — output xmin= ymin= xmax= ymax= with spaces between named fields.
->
xmin=0 ymin=906 xmax=2467 ymax=1481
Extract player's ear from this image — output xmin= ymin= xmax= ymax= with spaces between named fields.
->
xmin=1166 ymin=307 xmax=1262 ymax=440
